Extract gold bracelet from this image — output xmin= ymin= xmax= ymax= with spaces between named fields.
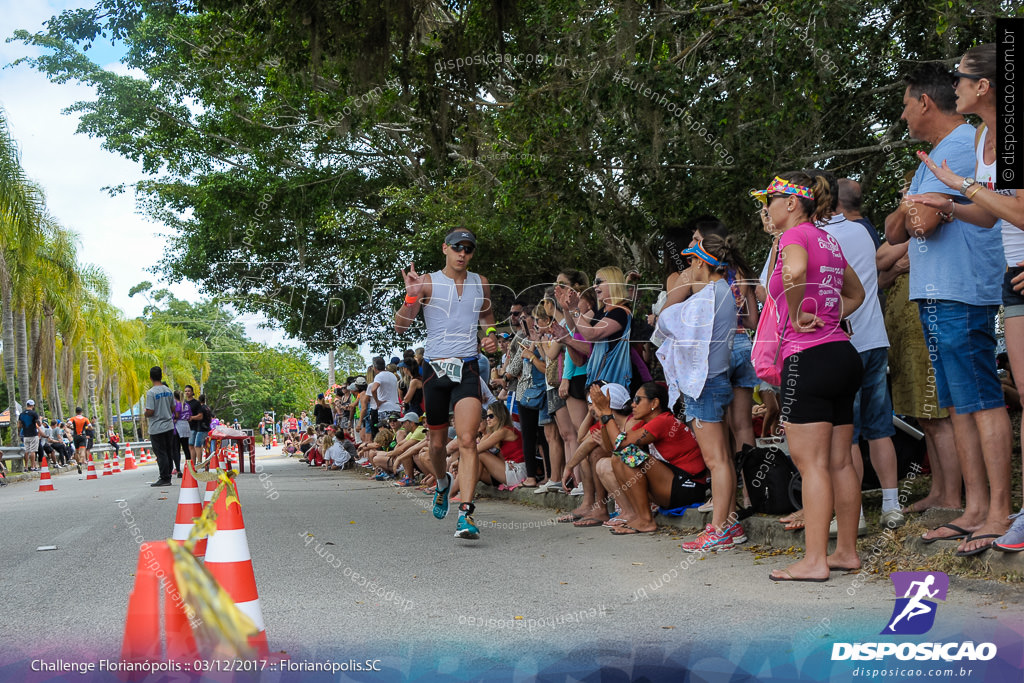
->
xmin=966 ymin=184 xmax=983 ymax=200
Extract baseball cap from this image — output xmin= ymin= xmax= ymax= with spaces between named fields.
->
xmin=444 ymin=229 xmax=477 ymax=246
xmin=317 ymin=393 xmax=324 ymax=399
xmin=355 ymin=377 xmax=368 ymax=386
xmin=26 ymin=399 xmax=35 ymax=406
xmin=401 ymin=412 xmax=420 ymax=424
xmin=390 ymin=356 xmax=401 ymax=365
xmin=586 ymin=382 xmax=631 ymax=411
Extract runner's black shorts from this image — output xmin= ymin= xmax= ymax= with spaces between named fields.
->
xmin=73 ymin=435 xmax=87 ymax=449
xmin=423 ymin=358 xmax=482 ymax=428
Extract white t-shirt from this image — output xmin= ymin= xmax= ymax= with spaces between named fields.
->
xmin=975 ymin=126 xmax=1023 ymax=267
xmin=326 ymin=442 xmax=351 ymax=467
xmin=373 ymin=370 xmax=401 ymax=414
xmin=821 ymin=214 xmax=889 ymax=353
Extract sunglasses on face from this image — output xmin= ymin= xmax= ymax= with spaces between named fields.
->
xmin=449 ymin=243 xmax=475 ymax=254
xmin=632 ymin=395 xmax=649 ymax=404
xmin=486 ymin=414 xmax=495 ymax=419
xmin=593 ymin=278 xmax=605 ymax=285
xmin=952 ymin=70 xmax=985 ymax=87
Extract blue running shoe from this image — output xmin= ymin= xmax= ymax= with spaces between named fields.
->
xmin=454 ymin=513 xmax=479 ymax=539
xmin=432 ymin=473 xmax=452 ymax=520
xmin=993 ymin=509 xmax=1024 ymax=553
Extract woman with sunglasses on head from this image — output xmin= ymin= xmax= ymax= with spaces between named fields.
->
xmin=661 ymin=234 xmax=746 ymax=551
xmin=752 ymin=172 xmax=866 ymax=581
xmin=910 ymin=44 xmax=1024 ymax=553
xmin=474 ymin=401 xmax=526 ymax=488
xmin=563 ymin=266 xmax=633 ymax=508
xmin=593 ymin=382 xmax=707 ymax=534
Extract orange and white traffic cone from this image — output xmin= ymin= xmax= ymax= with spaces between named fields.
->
xmin=37 ymin=456 xmax=55 ymax=492
xmin=85 ymin=458 xmax=98 ymax=480
xmin=123 ymin=443 xmax=136 ymax=470
xmin=171 ymin=464 xmax=206 ymax=558
xmin=204 ymin=480 xmax=268 ymax=657
xmin=121 ymin=541 xmax=198 ymax=664
xmin=271 ymin=435 xmax=278 ymax=447
xmin=101 ymin=451 xmax=112 ymax=476
xmin=111 ymin=450 xmax=121 ymax=474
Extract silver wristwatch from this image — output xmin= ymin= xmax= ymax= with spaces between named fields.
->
xmin=960 ymin=177 xmax=977 ymax=193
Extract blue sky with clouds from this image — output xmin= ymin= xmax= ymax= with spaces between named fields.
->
xmin=0 ymin=0 xmax=301 ymax=352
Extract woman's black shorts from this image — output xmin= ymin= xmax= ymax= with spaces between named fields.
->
xmin=780 ymin=340 xmax=863 ymax=425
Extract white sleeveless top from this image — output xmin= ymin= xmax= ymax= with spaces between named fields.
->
xmin=422 ymin=270 xmax=484 ymax=359
xmin=974 ymin=126 xmax=1023 ymax=267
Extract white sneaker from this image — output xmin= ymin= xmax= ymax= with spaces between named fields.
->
xmin=697 ymin=500 xmax=714 ymax=513
xmin=829 ymin=515 xmax=868 ymax=538
xmin=568 ymin=484 xmax=584 ymax=496
xmin=879 ymin=509 xmax=906 ymax=529
xmin=533 ymin=482 xmax=551 ymax=494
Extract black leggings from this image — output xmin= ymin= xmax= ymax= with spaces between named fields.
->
xmin=517 ymin=405 xmax=550 ymax=480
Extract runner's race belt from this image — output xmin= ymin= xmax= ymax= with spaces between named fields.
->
xmin=425 ymin=357 xmax=477 ymax=383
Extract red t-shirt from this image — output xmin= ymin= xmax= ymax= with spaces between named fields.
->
xmin=642 ymin=412 xmax=705 ymax=476
xmin=498 ymin=429 xmax=524 ymax=463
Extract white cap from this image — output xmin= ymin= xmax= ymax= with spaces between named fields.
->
xmin=26 ymin=399 xmax=35 ymax=406
xmin=587 ymin=383 xmax=631 ymax=410
xmin=400 ymin=412 xmax=420 ymax=424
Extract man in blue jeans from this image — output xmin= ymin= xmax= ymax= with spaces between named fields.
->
xmin=885 ymin=62 xmax=1012 ymax=556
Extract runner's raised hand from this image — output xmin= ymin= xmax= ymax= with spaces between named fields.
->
xmin=401 ymin=263 xmax=425 ymax=298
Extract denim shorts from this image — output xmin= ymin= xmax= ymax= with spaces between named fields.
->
xmin=917 ymin=300 xmax=1003 ymax=414
xmin=1003 ymin=266 xmax=1024 ymax=319
xmin=189 ymin=430 xmax=209 ymax=447
xmin=729 ymin=331 xmax=759 ymax=389
xmin=683 ymin=372 xmax=734 ymax=424
xmin=852 ymin=347 xmax=896 ymax=441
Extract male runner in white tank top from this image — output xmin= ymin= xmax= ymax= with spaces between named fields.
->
xmin=394 ymin=228 xmax=499 ymax=539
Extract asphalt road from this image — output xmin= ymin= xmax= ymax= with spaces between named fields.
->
xmin=1 ymin=453 xmax=1020 ymax=682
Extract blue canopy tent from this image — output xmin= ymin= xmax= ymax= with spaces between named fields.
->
xmin=115 ymin=399 xmax=144 ymax=423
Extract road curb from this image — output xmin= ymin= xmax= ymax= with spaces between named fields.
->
xmin=473 ymin=483 xmax=1024 ymax=572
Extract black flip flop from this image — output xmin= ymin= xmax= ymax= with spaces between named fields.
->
xmin=921 ymin=523 xmax=970 ymax=544
xmin=955 ymin=533 xmax=1001 ymax=557
xmin=556 ymin=513 xmax=583 ymax=523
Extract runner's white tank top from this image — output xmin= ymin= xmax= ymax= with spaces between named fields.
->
xmin=975 ymin=126 xmax=1023 ymax=267
xmin=422 ymin=270 xmax=484 ymax=359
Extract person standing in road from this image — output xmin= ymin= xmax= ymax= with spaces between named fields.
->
xmin=394 ymin=227 xmax=500 ymax=540
xmin=19 ymin=399 xmax=41 ymax=471
xmin=144 ymin=366 xmax=176 ymax=487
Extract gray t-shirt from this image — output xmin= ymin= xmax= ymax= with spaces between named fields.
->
xmin=145 ymin=384 xmax=175 ymax=434
xmin=708 ymin=279 xmax=738 ymax=378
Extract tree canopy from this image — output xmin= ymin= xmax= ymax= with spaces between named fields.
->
xmin=13 ymin=0 xmax=1021 ymax=352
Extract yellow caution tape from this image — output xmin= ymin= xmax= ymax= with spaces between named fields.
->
xmin=166 ymin=540 xmax=258 ymax=657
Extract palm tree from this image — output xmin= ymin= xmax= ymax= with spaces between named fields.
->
xmin=0 ymin=110 xmax=46 ymax=444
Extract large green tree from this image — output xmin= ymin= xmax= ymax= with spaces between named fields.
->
xmin=13 ymin=0 xmax=1022 ymax=352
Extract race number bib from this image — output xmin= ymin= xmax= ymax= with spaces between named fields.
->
xmin=429 ymin=358 xmax=464 ymax=383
